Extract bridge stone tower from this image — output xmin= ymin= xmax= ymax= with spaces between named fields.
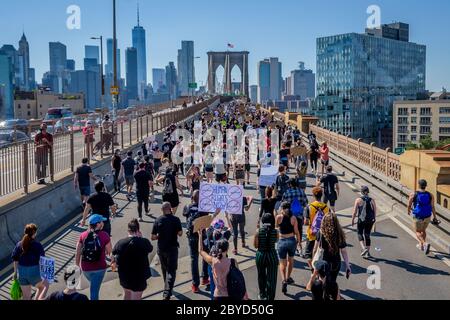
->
xmin=207 ymin=51 xmax=249 ymax=96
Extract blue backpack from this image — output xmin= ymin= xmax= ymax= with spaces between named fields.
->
xmin=291 ymin=198 xmax=303 ymax=218
xmin=413 ymin=191 xmax=432 ymax=219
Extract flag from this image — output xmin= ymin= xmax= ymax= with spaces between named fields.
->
xmin=227 ymin=43 xmax=234 ymax=48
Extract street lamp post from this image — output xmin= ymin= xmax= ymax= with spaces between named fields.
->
xmin=112 ymin=0 xmax=118 ymax=121
xmin=90 ymin=36 xmax=104 ymax=109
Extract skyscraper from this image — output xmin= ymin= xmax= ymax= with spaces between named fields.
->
xmin=257 ymin=58 xmax=281 ymax=103
xmin=0 ymin=53 xmax=14 ymax=119
xmin=289 ymin=62 xmax=315 ymax=99
xmin=69 ymin=70 xmax=100 ymax=111
xmin=132 ymin=4 xmax=147 ymax=101
xmin=315 ymin=22 xmax=426 ymax=147
xmin=48 ymin=42 xmax=67 ymax=93
xmin=126 ymin=47 xmax=138 ymax=101
xmin=66 ymin=59 xmax=76 ymax=71
xmin=257 ymin=59 xmax=270 ymax=104
xmin=18 ymin=33 xmax=30 ymax=90
xmin=152 ymin=68 xmax=166 ymax=92
xmin=166 ymin=62 xmax=178 ymax=100
xmin=106 ymin=38 xmax=121 ymax=78
xmin=177 ymin=41 xmax=194 ymax=96
xmin=269 ymin=57 xmax=282 ymax=101
xmin=85 ymin=45 xmax=99 ymax=62
xmin=249 ymin=85 xmax=258 ymax=103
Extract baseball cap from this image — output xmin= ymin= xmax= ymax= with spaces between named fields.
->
xmin=89 ymin=214 xmax=107 ymax=225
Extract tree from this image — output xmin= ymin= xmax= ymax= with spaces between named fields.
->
xmin=405 ymin=142 xmax=419 ymax=151
xmin=419 ymin=135 xmax=436 ymax=150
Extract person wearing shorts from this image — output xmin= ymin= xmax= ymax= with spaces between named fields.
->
xmin=74 ymin=158 xmax=96 ymax=207
xmin=275 ymin=202 xmax=301 ymax=294
xmin=121 ymin=151 xmax=136 ymax=200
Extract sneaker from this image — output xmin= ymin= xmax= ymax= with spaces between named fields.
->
xmin=232 ymin=249 xmax=238 ymax=255
xmin=201 ymin=278 xmax=210 ymax=286
xmin=139 ymin=218 xmax=144 ymax=222
xmin=282 ymin=281 xmax=288 ymax=294
xmin=191 ymin=285 xmax=200 ymax=294
xmin=286 ymin=277 xmax=295 ymax=285
xmin=145 ymin=211 xmax=151 ymax=216
xmin=424 ymin=243 xmax=431 ymax=255
xmin=416 ymin=244 xmax=424 ymax=251
xmin=361 ymin=248 xmax=369 ymax=257
xmin=37 ymin=179 xmax=46 ymax=185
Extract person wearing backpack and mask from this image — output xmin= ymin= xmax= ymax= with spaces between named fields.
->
xmin=352 ymin=186 xmax=377 ymax=258
xmin=304 ymin=187 xmax=329 ymax=270
xmin=281 ymin=179 xmax=308 ymax=250
xmin=76 ymin=214 xmax=112 ymax=300
xmin=199 ymin=237 xmax=247 ymax=301
xmin=407 ymin=179 xmax=437 ymax=255
xmin=276 ymin=202 xmax=301 ymax=294
xmin=254 ymin=213 xmax=279 ymax=300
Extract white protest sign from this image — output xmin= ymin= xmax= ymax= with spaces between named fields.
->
xmin=258 ymin=165 xmax=278 ymax=187
xmin=199 ymin=183 xmax=243 ymax=215
xmin=40 ymin=256 xmax=55 ymax=283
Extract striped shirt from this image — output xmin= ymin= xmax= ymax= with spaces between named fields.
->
xmin=257 ymin=227 xmax=278 ymax=252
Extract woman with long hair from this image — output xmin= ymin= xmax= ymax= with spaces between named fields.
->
xmin=186 ymin=165 xmax=202 ymax=194
xmin=254 ymin=213 xmax=279 ymax=300
xmin=11 ymin=224 xmax=49 ymax=300
xmin=307 ymin=214 xmax=351 ymax=300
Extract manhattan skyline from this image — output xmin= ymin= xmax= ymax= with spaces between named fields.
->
xmin=0 ymin=0 xmax=449 ymax=91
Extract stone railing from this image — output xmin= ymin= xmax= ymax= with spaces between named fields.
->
xmin=309 ymin=124 xmax=401 ymax=182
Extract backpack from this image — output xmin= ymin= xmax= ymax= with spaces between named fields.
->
xmin=185 ymin=205 xmax=201 ymax=236
xmin=291 ymin=198 xmax=303 ymax=218
xmin=359 ymin=196 xmax=375 ymax=222
xmin=311 ymin=205 xmax=326 ymax=236
xmin=163 ymin=175 xmax=174 ymax=195
xmin=227 ymin=259 xmax=246 ymax=301
xmin=81 ymin=231 xmax=102 ymax=263
xmin=412 ymin=191 xmax=432 ymax=219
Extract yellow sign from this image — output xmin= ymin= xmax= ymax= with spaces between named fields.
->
xmin=110 ymin=86 xmax=119 ymax=95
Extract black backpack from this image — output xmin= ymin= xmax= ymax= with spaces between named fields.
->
xmin=163 ymin=174 xmax=174 ymax=195
xmin=81 ymin=231 xmax=102 ymax=263
xmin=227 ymin=259 xmax=246 ymax=300
xmin=359 ymin=196 xmax=375 ymax=222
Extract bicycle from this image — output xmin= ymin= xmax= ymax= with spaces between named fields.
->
xmin=93 ymin=132 xmax=115 ymax=155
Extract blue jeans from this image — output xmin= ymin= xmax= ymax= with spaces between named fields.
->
xmin=189 ymin=236 xmax=209 ymax=287
xmin=208 ymin=265 xmax=215 ymax=301
xmin=84 ymin=269 xmax=106 ymax=300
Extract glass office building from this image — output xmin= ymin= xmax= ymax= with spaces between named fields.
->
xmin=314 ymin=23 xmax=426 ymax=148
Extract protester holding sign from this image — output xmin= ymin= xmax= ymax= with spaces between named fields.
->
xmin=11 ymin=224 xmax=49 ymax=300
xmin=228 ymin=196 xmax=253 ymax=255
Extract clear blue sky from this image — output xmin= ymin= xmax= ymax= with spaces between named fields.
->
xmin=1 ymin=0 xmax=449 ymax=91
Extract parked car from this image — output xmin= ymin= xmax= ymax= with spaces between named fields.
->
xmin=0 ymin=119 xmax=29 ymax=132
xmin=0 ymin=130 xmax=31 ymax=148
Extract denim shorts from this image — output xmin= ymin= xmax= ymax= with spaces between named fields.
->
xmin=18 ymin=265 xmax=42 ymax=286
xmin=277 ymin=237 xmax=297 ymax=259
xmin=79 ymin=185 xmax=91 ymax=197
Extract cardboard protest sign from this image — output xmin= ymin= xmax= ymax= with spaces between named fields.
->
xmin=290 ymin=146 xmax=307 ymax=157
xmin=258 ymin=166 xmax=278 ymax=187
xmin=40 ymin=256 xmax=55 ymax=283
xmin=193 ymin=215 xmax=214 ymax=233
xmin=199 ymin=183 xmax=244 ymax=215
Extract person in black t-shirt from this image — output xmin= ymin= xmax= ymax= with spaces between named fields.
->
xmin=134 ymin=162 xmax=152 ymax=221
xmin=111 ymin=219 xmax=153 ymax=300
xmin=81 ymin=181 xmax=117 ymax=236
xmin=317 ymin=166 xmax=340 ymax=213
xmin=111 ymin=150 xmax=122 ymax=192
xmin=74 ymin=158 xmax=97 ymax=206
xmin=151 ymin=202 xmax=183 ymax=300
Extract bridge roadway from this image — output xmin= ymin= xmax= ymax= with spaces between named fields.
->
xmin=0 ymin=151 xmax=449 ymax=300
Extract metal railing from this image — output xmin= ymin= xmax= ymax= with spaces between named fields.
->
xmin=0 ymin=98 xmax=217 ymax=198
